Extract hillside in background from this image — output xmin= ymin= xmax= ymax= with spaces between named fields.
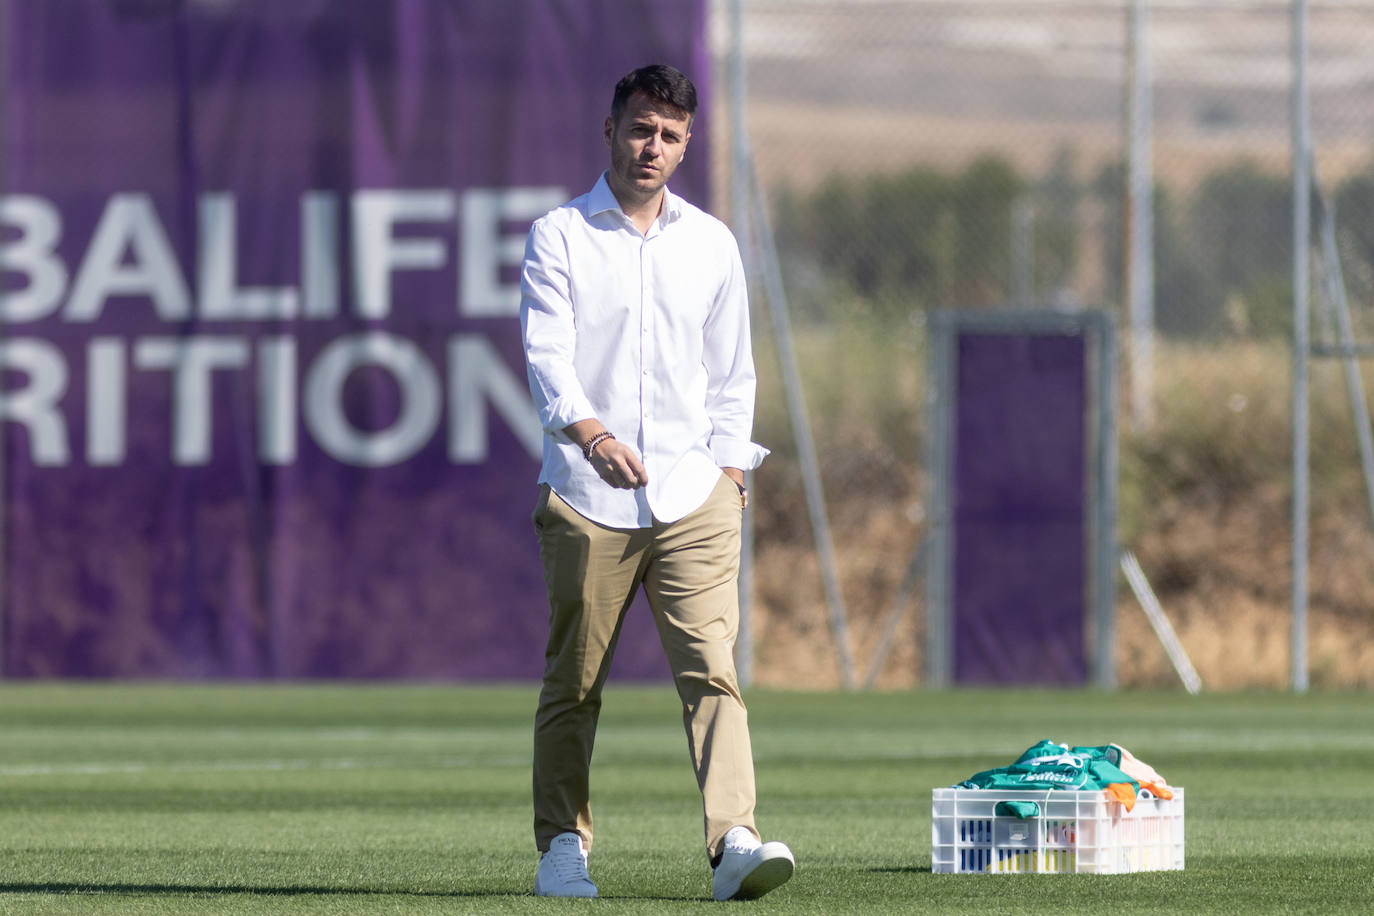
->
xmin=740 ymin=1 xmax=1374 ymax=194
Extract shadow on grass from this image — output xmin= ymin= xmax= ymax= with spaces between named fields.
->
xmin=0 ymin=883 xmax=712 ymax=902
xmin=866 ymin=866 xmax=932 ymax=875
xmin=0 ymin=883 xmax=525 ymax=898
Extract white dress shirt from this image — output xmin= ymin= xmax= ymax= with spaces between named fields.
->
xmin=520 ymin=173 xmax=769 ymax=528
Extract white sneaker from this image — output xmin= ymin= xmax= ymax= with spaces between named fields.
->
xmin=712 ymin=825 xmax=794 ymax=901
xmin=534 ymin=832 xmax=598 ymax=898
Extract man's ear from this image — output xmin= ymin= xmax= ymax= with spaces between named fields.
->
xmin=604 ymin=117 xmax=614 ymax=147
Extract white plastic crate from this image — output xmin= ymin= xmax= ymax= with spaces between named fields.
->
xmin=931 ymin=787 xmax=1185 ymax=874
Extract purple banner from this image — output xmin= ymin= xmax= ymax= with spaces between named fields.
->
xmin=952 ymin=332 xmax=1088 ymax=684
xmin=0 ymin=0 xmax=708 ymax=679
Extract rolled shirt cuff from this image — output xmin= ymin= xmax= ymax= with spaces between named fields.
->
xmin=538 ymin=394 xmax=598 ymax=443
xmin=710 ymin=436 xmax=770 ymax=471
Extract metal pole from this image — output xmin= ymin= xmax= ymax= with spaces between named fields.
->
xmin=924 ymin=314 xmax=954 ymax=688
xmin=1011 ymin=197 xmax=1033 ymax=308
xmin=0 ymin=0 xmax=9 ymax=677
xmin=727 ymin=0 xmax=755 ymax=687
xmin=863 ymin=538 xmax=927 ymax=690
xmin=1290 ymin=0 xmax=1311 ymax=693
xmin=1121 ymin=551 xmax=1201 ymax=694
xmin=745 ymin=156 xmax=858 ymax=690
xmin=1313 ymin=177 xmax=1374 ymax=537
xmin=1094 ymin=315 xmax=1119 ymax=689
xmin=1126 ymin=0 xmax=1154 ymax=433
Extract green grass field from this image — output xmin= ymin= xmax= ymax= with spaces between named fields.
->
xmin=0 ymin=684 xmax=1371 ymax=914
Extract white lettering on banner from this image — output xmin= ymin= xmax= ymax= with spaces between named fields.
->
xmin=352 ymin=190 xmax=456 ymax=320
xmin=0 ymin=338 xmax=70 ymax=465
xmin=87 ymin=338 xmax=127 ymax=466
xmin=66 ymin=193 xmax=192 ymax=323
xmin=1 ymin=186 xmax=564 ymax=320
xmin=0 ymin=196 xmax=68 ymax=322
xmin=258 ymin=336 xmax=298 ymax=465
xmin=0 ymin=188 xmax=566 ymax=469
xmin=301 ymin=192 xmax=340 ymax=319
xmin=460 ymin=187 xmax=567 ymax=317
xmin=199 ymin=194 xmax=298 ymax=320
xmin=305 ymin=332 xmax=442 ymax=467
xmin=0 ymin=333 xmax=542 ymax=468
xmin=447 ymin=335 xmax=545 ymax=462
xmin=135 ymin=337 xmax=252 ymax=466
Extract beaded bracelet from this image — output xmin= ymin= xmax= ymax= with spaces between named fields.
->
xmin=582 ymin=431 xmax=615 ymax=461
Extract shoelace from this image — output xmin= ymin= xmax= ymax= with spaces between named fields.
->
xmin=548 ymin=847 xmax=591 ymax=881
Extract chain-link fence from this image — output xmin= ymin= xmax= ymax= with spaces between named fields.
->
xmin=722 ymin=0 xmax=1374 ymax=690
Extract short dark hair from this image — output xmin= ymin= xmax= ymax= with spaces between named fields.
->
xmin=610 ymin=64 xmax=697 ymax=125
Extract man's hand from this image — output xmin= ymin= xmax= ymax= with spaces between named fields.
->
xmin=590 ymin=437 xmax=648 ymax=489
xmin=565 ymin=420 xmax=648 ymax=490
xmin=722 ymin=467 xmax=748 ymax=508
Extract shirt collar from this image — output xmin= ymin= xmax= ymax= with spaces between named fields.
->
xmin=587 ymin=171 xmax=684 ymax=228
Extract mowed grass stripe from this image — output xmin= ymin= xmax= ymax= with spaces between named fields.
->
xmin=1 ymin=684 xmax=1372 ymax=913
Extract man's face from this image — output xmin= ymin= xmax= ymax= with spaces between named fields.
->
xmin=604 ymin=91 xmax=692 ymax=206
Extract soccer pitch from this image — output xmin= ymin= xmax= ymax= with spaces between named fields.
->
xmin=0 ymin=685 xmax=1371 ymax=914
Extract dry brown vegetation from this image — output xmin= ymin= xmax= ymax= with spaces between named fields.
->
xmin=747 ymin=333 xmax=1374 ymax=690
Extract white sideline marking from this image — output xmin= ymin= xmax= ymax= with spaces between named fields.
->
xmin=0 ymin=756 xmax=527 ymax=778
xmin=0 ymin=726 xmax=527 ymax=741
xmin=754 ymin=730 xmax=1374 ymax=761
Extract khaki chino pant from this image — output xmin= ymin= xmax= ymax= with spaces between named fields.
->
xmin=531 ymin=474 xmax=756 ymax=861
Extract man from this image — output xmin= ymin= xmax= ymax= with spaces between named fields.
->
xmin=519 ymin=64 xmax=793 ymax=901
